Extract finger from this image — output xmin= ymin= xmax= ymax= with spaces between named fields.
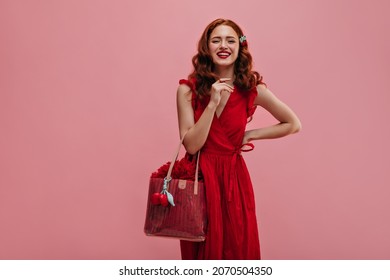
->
xmin=218 ymin=79 xmax=234 ymax=89
xmin=221 ymin=84 xmax=234 ymax=90
xmin=226 ymin=84 xmax=234 ymax=90
xmin=218 ymin=78 xmax=231 ymax=83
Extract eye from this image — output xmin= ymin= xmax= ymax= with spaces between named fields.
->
xmin=228 ymin=40 xmax=236 ymax=44
xmin=211 ymin=39 xmax=220 ymax=44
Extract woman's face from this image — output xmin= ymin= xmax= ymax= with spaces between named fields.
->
xmin=208 ymin=24 xmax=239 ymax=69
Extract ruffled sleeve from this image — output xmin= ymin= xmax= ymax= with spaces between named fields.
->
xmin=247 ymin=87 xmax=258 ymax=121
xmin=179 ymin=79 xmax=195 ymax=92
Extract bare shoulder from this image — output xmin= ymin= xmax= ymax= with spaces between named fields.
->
xmin=254 ymin=84 xmax=276 ymax=106
xmin=177 ymin=82 xmax=195 ymax=131
xmin=177 ymin=83 xmax=191 ymax=94
xmin=256 ymin=83 xmax=268 ymax=95
xmin=177 ymin=83 xmax=192 ymax=102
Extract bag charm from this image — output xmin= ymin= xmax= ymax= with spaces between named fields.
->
xmin=150 ymin=177 xmax=175 ymax=207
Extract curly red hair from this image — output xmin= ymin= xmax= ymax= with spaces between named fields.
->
xmin=188 ymin=18 xmax=264 ymax=98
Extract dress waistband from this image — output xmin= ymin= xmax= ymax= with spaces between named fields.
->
xmin=201 ymin=143 xmax=254 ymax=202
xmin=201 ymin=143 xmax=254 ymax=156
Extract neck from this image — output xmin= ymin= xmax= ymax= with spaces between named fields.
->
xmin=214 ymin=66 xmax=235 ymax=81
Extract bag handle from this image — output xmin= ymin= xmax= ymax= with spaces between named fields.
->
xmin=165 ymin=131 xmax=201 ymax=194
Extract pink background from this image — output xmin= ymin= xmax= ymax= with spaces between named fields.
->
xmin=0 ymin=0 xmax=389 ymax=259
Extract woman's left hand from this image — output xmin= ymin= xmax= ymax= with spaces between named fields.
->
xmin=242 ymin=130 xmax=253 ymax=145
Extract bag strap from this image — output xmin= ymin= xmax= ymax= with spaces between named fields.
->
xmin=165 ymin=131 xmax=201 ymax=194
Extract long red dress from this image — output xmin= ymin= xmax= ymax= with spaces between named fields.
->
xmin=179 ymin=79 xmax=261 ymax=260
xmin=180 ymin=80 xmax=260 ymax=260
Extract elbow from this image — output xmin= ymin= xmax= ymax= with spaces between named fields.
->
xmin=186 ymin=147 xmax=199 ymax=156
xmin=291 ymin=119 xmax=302 ymax=134
xmin=182 ymin=133 xmax=205 ymax=155
xmin=183 ymin=143 xmax=201 ymax=155
xmin=283 ymin=118 xmax=301 ymax=135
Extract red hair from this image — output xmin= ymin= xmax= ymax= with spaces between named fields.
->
xmin=188 ymin=18 xmax=264 ymax=98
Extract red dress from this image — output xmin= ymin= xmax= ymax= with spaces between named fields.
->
xmin=179 ymin=79 xmax=261 ymax=260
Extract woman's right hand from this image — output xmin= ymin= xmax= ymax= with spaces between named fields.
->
xmin=209 ymin=78 xmax=234 ymax=107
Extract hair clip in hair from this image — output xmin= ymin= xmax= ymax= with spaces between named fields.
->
xmin=239 ymin=35 xmax=247 ymax=47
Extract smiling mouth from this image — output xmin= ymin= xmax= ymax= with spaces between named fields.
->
xmin=217 ymin=51 xmax=231 ymax=59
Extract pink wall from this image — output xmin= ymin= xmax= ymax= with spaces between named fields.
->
xmin=0 ymin=0 xmax=389 ymax=259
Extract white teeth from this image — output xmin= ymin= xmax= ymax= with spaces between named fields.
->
xmin=217 ymin=52 xmax=230 ymax=57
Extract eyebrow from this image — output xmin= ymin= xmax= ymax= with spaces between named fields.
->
xmin=210 ymin=36 xmax=237 ymax=39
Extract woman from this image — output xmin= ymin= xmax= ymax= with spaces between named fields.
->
xmin=177 ymin=18 xmax=301 ymax=260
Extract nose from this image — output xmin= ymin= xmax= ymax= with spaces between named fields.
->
xmin=220 ymin=39 xmax=228 ymax=49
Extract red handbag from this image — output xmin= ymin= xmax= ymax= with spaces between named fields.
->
xmin=144 ymin=134 xmax=206 ymax=242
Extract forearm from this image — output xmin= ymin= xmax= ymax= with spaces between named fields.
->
xmin=183 ymin=103 xmax=216 ymax=154
xmin=245 ymin=122 xmax=300 ymax=141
